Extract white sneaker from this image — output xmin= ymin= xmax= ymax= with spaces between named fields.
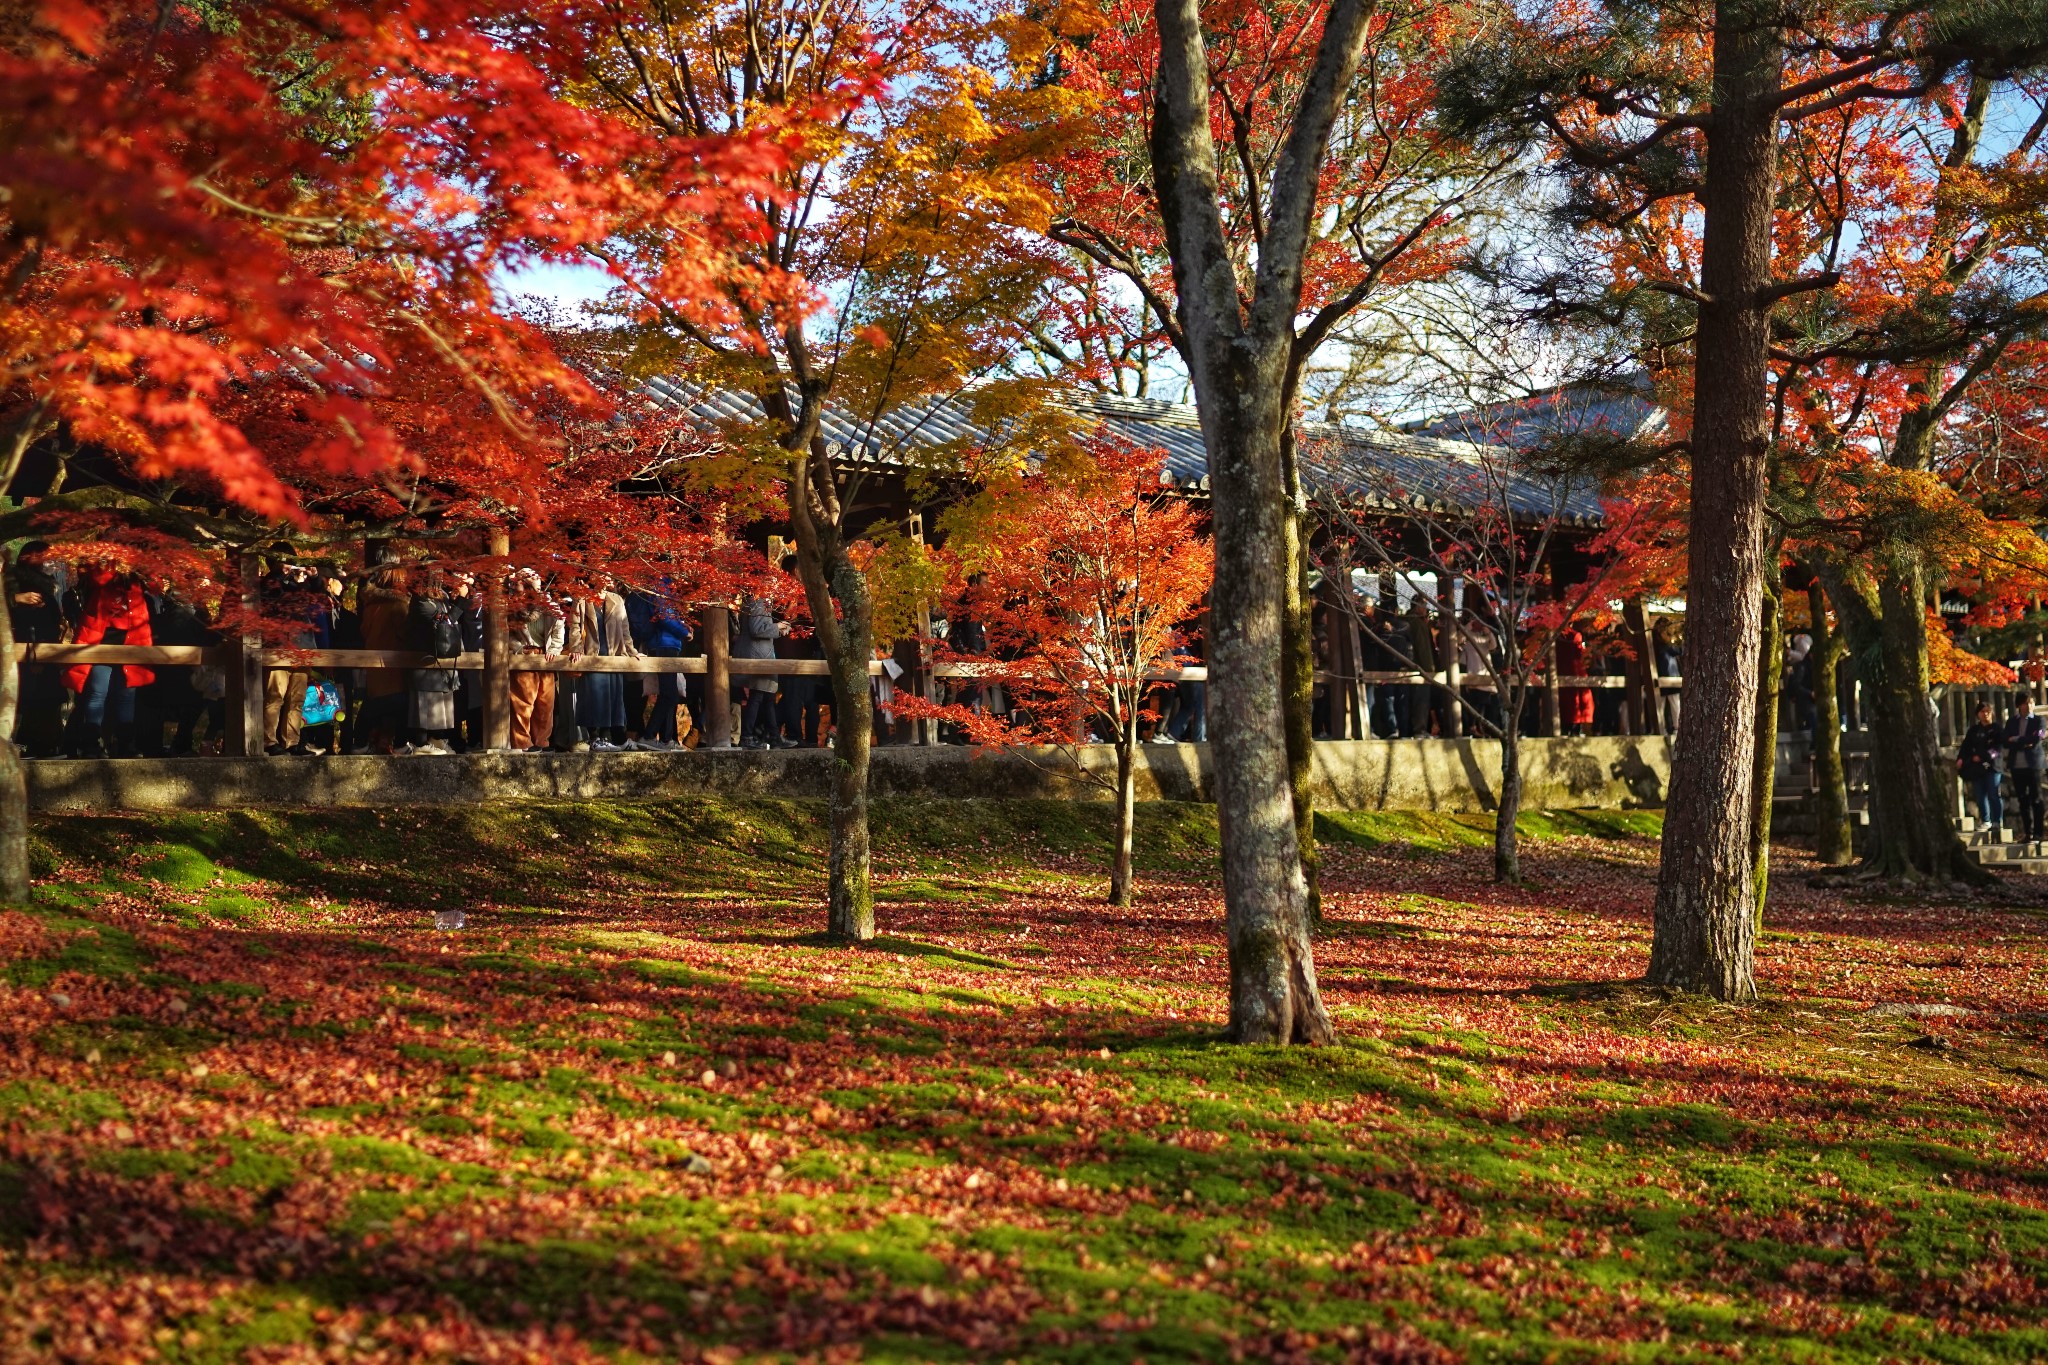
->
xmin=1148 ymin=734 xmax=1176 ymax=745
xmin=417 ymin=741 xmax=452 ymax=755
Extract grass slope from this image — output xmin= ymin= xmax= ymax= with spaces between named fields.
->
xmin=2 ymin=798 xmax=2045 ymax=1363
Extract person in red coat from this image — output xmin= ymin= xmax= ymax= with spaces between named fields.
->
xmin=65 ymin=565 xmax=155 ymax=757
xmin=1555 ymin=627 xmax=1594 ymax=736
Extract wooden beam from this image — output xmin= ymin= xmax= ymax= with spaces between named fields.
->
xmin=483 ymin=530 xmax=511 ymax=751
xmin=225 ymin=556 xmax=264 ymax=757
xmin=703 ymin=604 xmax=731 ymax=748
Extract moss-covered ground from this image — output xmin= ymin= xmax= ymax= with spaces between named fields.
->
xmin=2 ymin=798 xmax=2044 ymax=1363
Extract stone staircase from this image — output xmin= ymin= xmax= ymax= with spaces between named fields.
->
xmin=1958 ymin=815 xmax=2048 ymax=874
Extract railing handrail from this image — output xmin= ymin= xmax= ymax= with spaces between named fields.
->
xmin=8 ymin=643 xmax=1687 ymax=691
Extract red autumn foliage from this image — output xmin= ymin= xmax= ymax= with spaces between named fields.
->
xmin=913 ymin=440 xmax=1212 ymax=755
xmin=1 ymin=0 xmax=794 ymax=609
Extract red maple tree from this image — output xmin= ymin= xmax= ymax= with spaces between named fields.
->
xmin=906 ymin=440 xmax=1212 ymax=906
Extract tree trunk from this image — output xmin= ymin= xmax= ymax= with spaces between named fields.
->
xmin=1861 ymin=558 xmax=1992 ymax=884
xmin=815 ymin=549 xmax=877 ymax=940
xmin=1204 ymin=404 xmax=1333 ymax=1042
xmin=1280 ymin=478 xmax=1321 ymax=924
xmin=1110 ymin=719 xmax=1137 ymax=907
xmin=1495 ymin=722 xmax=1522 ymax=884
xmin=1646 ymin=2 xmax=1778 ymax=1002
xmin=770 ymin=378 xmax=878 ymax=941
xmin=1749 ymin=570 xmax=1782 ymax=921
xmin=0 ymin=599 xmax=28 ymax=904
xmin=0 ymin=407 xmax=43 ymax=905
xmin=1148 ymin=0 xmax=1369 ymax=1044
xmin=1845 ymin=398 xmax=1993 ymax=884
xmin=1807 ymin=581 xmax=1854 ymax=865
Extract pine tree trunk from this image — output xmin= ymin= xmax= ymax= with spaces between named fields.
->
xmin=0 ymin=599 xmax=28 ymax=905
xmin=1861 ymin=559 xmax=1992 ymax=885
xmin=1495 ymin=723 xmax=1522 ymax=884
xmin=1280 ymin=482 xmax=1321 ymax=924
xmin=1110 ymin=720 xmax=1137 ymax=907
xmin=1807 ymin=581 xmax=1854 ymax=865
xmin=1646 ymin=2 xmax=1778 ymax=1003
xmin=1749 ymin=573 xmax=1782 ymax=921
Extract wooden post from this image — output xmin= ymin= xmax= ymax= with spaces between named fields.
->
xmin=704 ymin=603 xmax=731 ymax=747
xmin=909 ymin=512 xmax=936 ymax=745
xmin=1440 ymin=581 xmax=1462 ymax=739
xmin=224 ymin=554 xmax=264 ymax=757
xmin=1340 ymin=589 xmax=1365 ymax=740
xmin=483 ymin=529 xmax=511 ymax=751
xmin=1542 ymin=638 xmax=1560 ymax=737
xmin=1622 ymin=596 xmax=1657 ymax=736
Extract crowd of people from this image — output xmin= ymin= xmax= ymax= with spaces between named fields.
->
xmin=1308 ymin=597 xmax=1686 ymax=740
xmin=7 ymin=544 xmax=1697 ymax=757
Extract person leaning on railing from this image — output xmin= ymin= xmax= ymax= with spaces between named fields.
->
xmin=404 ymin=571 xmax=462 ymax=755
xmin=258 ymin=555 xmax=333 ymax=756
xmin=737 ymin=593 xmax=788 ymax=750
xmin=453 ymin=572 xmax=487 ymax=752
xmin=63 ymin=562 xmax=154 ymax=759
xmin=1960 ymin=701 xmax=2007 ymax=846
xmin=574 ymin=577 xmax=639 ymax=751
xmin=509 ymin=570 xmax=565 ymax=753
xmin=627 ymin=585 xmax=691 ymax=749
xmin=7 ymin=540 xmax=70 ymax=758
xmin=356 ymin=552 xmax=412 ymax=755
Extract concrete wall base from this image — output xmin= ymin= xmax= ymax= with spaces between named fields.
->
xmin=24 ymin=737 xmax=1671 ymax=813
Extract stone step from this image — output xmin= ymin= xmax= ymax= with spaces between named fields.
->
xmin=1974 ymin=855 xmax=2048 ymax=874
xmin=1967 ymin=843 xmax=2048 ymax=871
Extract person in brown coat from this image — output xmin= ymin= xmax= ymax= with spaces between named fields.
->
xmin=356 ymin=554 xmax=411 ymax=753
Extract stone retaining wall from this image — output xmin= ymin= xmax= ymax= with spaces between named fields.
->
xmin=25 ymin=737 xmax=1671 ymax=813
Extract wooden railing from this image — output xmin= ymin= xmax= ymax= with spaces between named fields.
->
xmin=14 ymin=635 xmax=1684 ymax=754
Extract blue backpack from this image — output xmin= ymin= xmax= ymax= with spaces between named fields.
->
xmin=301 ymin=681 xmax=342 ymax=727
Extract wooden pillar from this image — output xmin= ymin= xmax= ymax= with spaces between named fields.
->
xmin=704 ymin=603 xmax=732 ymax=747
xmin=1542 ymin=638 xmax=1560 ymax=737
xmin=483 ymin=529 xmax=512 ymax=751
xmin=1439 ymin=582 xmax=1462 ymax=739
xmin=909 ymin=512 xmax=936 ymax=745
xmin=224 ymin=554 xmax=264 ymax=757
xmin=1621 ymin=596 xmax=1657 ymax=736
xmin=1340 ymin=588 xmax=1364 ymax=740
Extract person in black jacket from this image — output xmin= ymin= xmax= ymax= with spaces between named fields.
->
xmin=138 ymin=588 xmax=215 ymax=756
xmin=7 ymin=542 xmax=70 ymax=757
xmin=405 ymin=573 xmax=462 ymax=754
xmin=2005 ymin=694 xmax=2045 ymax=853
xmin=451 ymin=572 xmax=487 ymax=751
xmin=1959 ymin=701 xmax=2006 ymax=844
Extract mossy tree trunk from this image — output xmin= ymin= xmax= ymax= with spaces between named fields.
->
xmin=1495 ymin=721 xmax=1522 ymax=884
xmin=1279 ymin=457 xmax=1321 ymax=925
xmin=1147 ymin=0 xmax=1369 ymax=1043
xmin=1806 ymin=579 xmax=1854 ymax=865
xmin=1749 ymin=567 xmax=1783 ymax=922
xmin=1818 ymin=557 xmax=1991 ymax=886
xmin=774 ymin=389 xmax=877 ymax=942
xmin=1109 ymin=712 xmax=1137 ymax=907
xmin=0 ymin=402 xmax=47 ymax=905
